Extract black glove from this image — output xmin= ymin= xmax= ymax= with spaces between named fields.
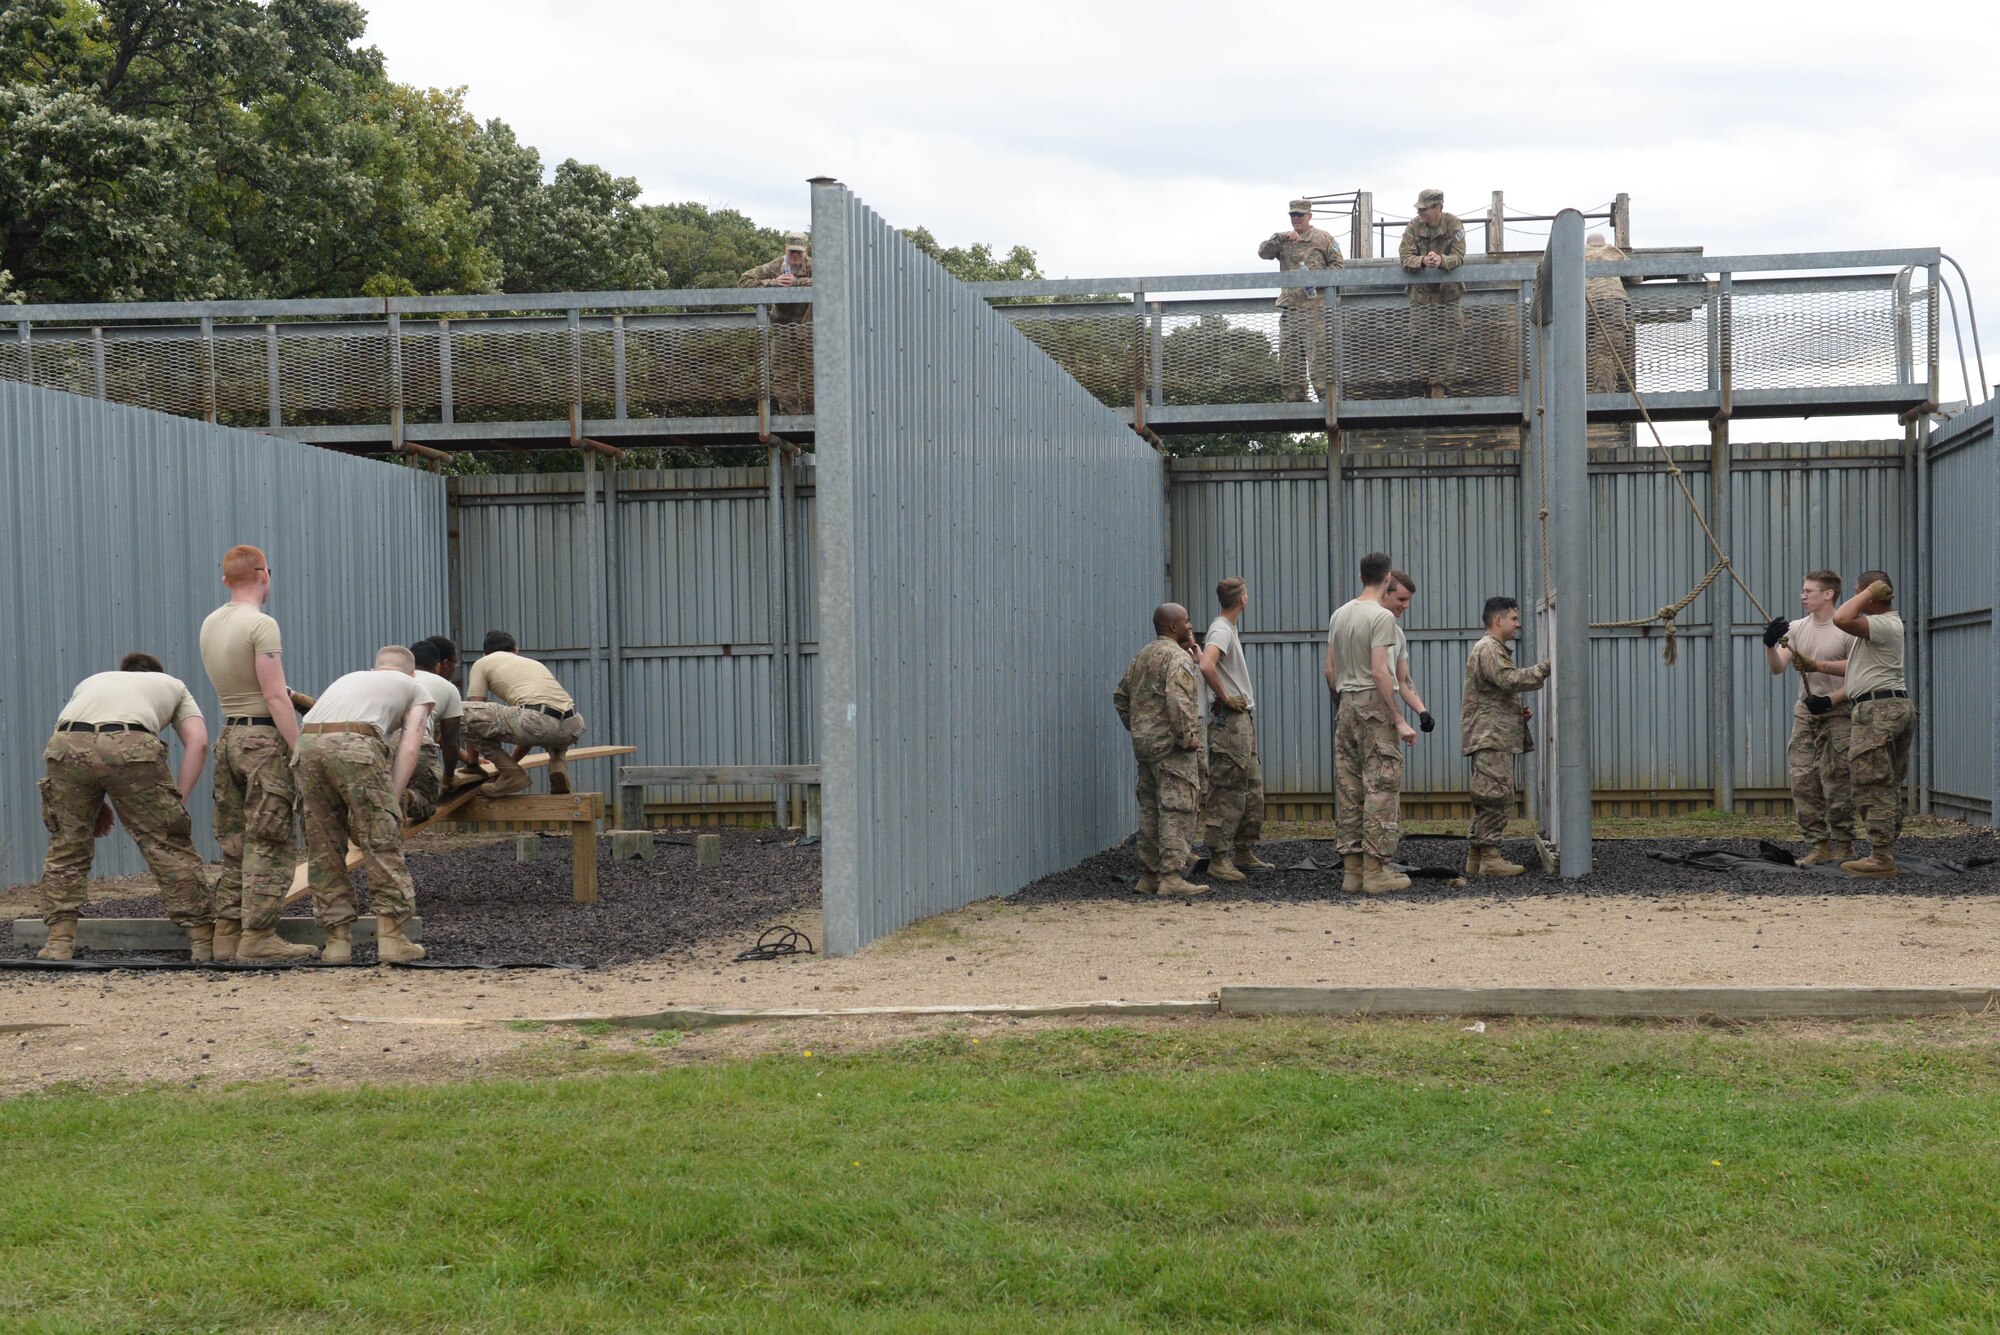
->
xmin=1418 ymin=711 xmax=1435 ymax=733
xmin=1762 ymin=616 xmax=1790 ymax=648
xmin=1805 ymin=694 xmax=1833 ymax=716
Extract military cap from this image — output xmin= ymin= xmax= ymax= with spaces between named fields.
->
xmin=1287 ymin=198 xmax=1313 ymax=215
xmin=1415 ymin=188 xmax=1444 ymax=209
xmin=785 ymin=231 xmax=809 ymax=251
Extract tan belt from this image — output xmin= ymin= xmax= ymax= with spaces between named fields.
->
xmin=302 ymin=722 xmax=381 ymax=738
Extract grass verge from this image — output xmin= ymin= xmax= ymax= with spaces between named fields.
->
xmin=4 ymin=1017 xmax=2000 ymax=1333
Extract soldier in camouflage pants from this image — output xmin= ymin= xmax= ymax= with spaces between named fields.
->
xmin=1460 ymin=598 xmax=1550 ymax=876
xmin=1114 ymin=605 xmax=1209 ymax=895
xmin=1848 ymin=697 xmax=1914 ymax=848
xmin=39 ymin=730 xmax=210 ymax=933
xmin=1786 ymin=700 xmax=1855 ymax=850
xmin=1334 ymin=693 xmax=1406 ymax=862
xmin=210 ymin=726 xmax=298 ymax=934
xmin=1400 ymin=191 xmax=1467 ymax=397
xmin=295 ymin=733 xmax=419 ymax=928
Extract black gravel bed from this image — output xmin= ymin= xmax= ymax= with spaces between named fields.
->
xmin=12 ymin=829 xmax=820 ymax=967
xmin=1013 ymin=832 xmax=2000 ymax=906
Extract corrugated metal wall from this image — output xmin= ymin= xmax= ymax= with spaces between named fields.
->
xmin=1925 ymin=403 xmax=1996 ymax=820
xmin=1 ymin=379 xmax=446 ymax=887
xmin=812 ymin=182 xmax=1166 ymax=954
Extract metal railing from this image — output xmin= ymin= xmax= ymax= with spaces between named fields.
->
xmin=0 ymin=248 xmax=1941 ymax=448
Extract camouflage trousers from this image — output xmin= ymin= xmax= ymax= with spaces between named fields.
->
xmin=403 ymin=744 xmax=445 ymax=825
xmin=1786 ymin=700 xmax=1855 ymax=844
xmin=1409 ymin=296 xmax=1463 ymax=390
xmin=1587 ymin=295 xmax=1634 ymax=393
xmin=1848 ymin=698 xmax=1915 ymax=847
xmin=1203 ymin=709 xmax=1265 ymax=852
xmin=1135 ymin=750 xmax=1202 ymax=876
xmin=210 ymin=724 xmax=297 ymax=931
xmin=294 ymin=732 xmax=417 ymax=926
xmin=1466 ymin=749 xmax=1519 ymax=848
xmin=1335 ymin=692 xmax=1404 ymax=860
xmin=1278 ymin=303 xmax=1328 ymax=401
xmin=37 ymin=731 xmax=209 ymax=928
xmin=463 ymin=701 xmax=585 ymax=763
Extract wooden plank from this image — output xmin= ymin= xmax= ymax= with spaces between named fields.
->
xmin=620 ymin=764 xmax=821 ymax=786
xmin=1220 ymin=985 xmax=2000 ymax=1022
xmin=13 ymin=917 xmax=420 ymax=951
xmin=511 ymin=1000 xmax=1220 ymax=1031
xmin=571 ymin=818 xmax=598 ymax=904
xmin=453 ymin=792 xmax=603 ymax=825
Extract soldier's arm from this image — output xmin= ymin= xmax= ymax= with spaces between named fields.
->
xmin=1167 ymin=665 xmax=1202 ymax=750
xmin=171 ymin=715 xmax=210 ymax=803
xmin=1476 ymin=644 xmax=1549 ymax=694
xmin=390 ymin=703 xmax=431 ymax=797
xmin=1765 ymin=639 xmax=1793 ymax=675
xmin=1399 ymin=227 xmax=1421 ymax=271
xmin=1395 ymin=656 xmax=1426 ymax=714
xmin=739 ymin=259 xmax=779 ymax=288
xmin=253 ymin=652 xmax=300 ymax=749
xmin=1322 ymin=235 xmax=1345 ymax=269
xmin=1323 ymin=636 xmax=1339 ymax=694
xmin=1440 ymin=225 xmax=1466 ymax=272
xmin=1258 ymin=235 xmax=1285 ymax=261
xmin=1197 ymin=643 xmax=1229 ymax=701
xmin=1112 ymin=677 xmax=1133 ymax=730
xmin=1832 ymin=589 xmax=1874 ymax=638
xmin=438 ymin=716 xmax=463 ymax=772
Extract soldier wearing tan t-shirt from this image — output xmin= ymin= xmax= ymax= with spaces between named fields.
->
xmin=461 ymin=630 xmax=587 ymax=798
xmin=1323 ymin=552 xmax=1420 ymax=895
xmin=1830 ymin=572 xmax=1915 ymax=878
xmin=1761 ymin=569 xmax=1859 ymax=864
xmin=33 ymin=655 xmax=215 ymax=961
xmin=198 ymin=544 xmax=315 ymax=962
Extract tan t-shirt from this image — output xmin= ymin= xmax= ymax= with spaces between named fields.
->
xmin=57 ymin=671 xmax=202 ymax=732
xmin=466 ymin=651 xmax=573 ymax=710
xmin=1328 ymin=598 xmax=1400 ymax=694
xmin=1845 ymin=612 xmax=1906 ymax=699
xmin=1204 ymin=616 xmax=1255 ymax=712
xmin=1787 ymin=614 xmax=1857 ymax=699
xmin=199 ymin=602 xmax=283 ymax=717
xmin=412 ymin=671 xmax=464 ymax=744
xmin=303 ymin=670 xmax=432 ymax=738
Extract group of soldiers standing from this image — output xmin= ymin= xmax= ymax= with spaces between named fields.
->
xmin=1116 ymin=556 xmax=1918 ymax=893
xmin=32 ymin=544 xmax=586 ymax=963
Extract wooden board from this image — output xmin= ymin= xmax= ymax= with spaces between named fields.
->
xmin=13 ymin=916 xmax=420 ymax=951
xmin=1220 ymin=985 xmax=2000 ymax=1022
xmin=619 ymin=764 xmax=821 ymax=786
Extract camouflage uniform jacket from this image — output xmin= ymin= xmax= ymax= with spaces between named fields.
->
xmin=1460 ymin=635 xmax=1549 ymax=755
xmin=739 ymin=253 xmax=814 ymax=323
xmin=1114 ymin=636 xmax=1203 ymax=762
xmin=1399 ymin=213 xmax=1466 ymax=302
xmin=1585 ymin=242 xmax=1631 ymax=305
xmin=1258 ymin=227 xmax=1344 ymax=309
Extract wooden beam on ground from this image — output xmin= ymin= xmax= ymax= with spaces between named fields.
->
xmin=13 ymin=917 xmax=421 ymax=951
xmin=451 ymin=792 xmax=604 ymax=903
xmin=1220 ymin=985 xmax=2000 ymax=1022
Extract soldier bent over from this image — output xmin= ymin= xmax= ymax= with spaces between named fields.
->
xmin=1326 ymin=552 xmax=1419 ymax=894
xmin=1762 ymin=569 xmax=1858 ymax=865
xmin=1399 ymin=189 xmax=1466 ymax=398
xmin=1258 ymin=199 xmax=1343 ymax=402
xmin=1830 ymin=572 xmax=1914 ymax=878
xmin=461 ymin=630 xmax=586 ymax=798
xmin=199 ymin=543 xmax=316 ymax=962
xmin=1198 ymin=577 xmax=1270 ymax=882
xmin=296 ymin=647 xmax=434 ymax=963
xmin=396 ymin=637 xmax=465 ymax=824
xmin=1460 ymin=597 xmax=1549 ymax=877
xmin=1114 ymin=603 xmax=1210 ymax=896
xmin=34 ymin=654 xmax=214 ymax=961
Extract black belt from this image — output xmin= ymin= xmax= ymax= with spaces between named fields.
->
xmin=56 ymin=721 xmax=146 ymax=733
xmin=225 ymin=716 xmax=277 ymax=727
xmin=528 ymin=704 xmax=576 ymax=720
xmin=1850 ymin=689 xmax=1909 ymax=704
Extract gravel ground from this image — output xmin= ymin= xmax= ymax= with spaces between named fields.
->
xmin=14 ymin=829 xmax=820 ymax=967
xmin=1013 ymin=833 xmax=2000 ymax=906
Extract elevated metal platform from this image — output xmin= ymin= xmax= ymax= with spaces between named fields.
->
xmin=0 ymin=248 xmax=1941 ymax=452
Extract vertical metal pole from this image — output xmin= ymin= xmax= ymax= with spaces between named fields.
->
xmin=1325 ymin=285 xmax=1342 ymax=427
xmin=1612 ymin=193 xmax=1631 ymax=249
xmin=1917 ymin=411 xmax=1932 ymax=815
xmin=1148 ymin=300 xmax=1165 ymax=415
xmin=767 ymin=443 xmax=791 ymax=827
xmin=387 ymin=312 xmax=404 ymax=451
xmin=1131 ymin=287 xmax=1148 ymax=430
xmin=756 ymin=302 xmax=773 ymax=436
xmin=1519 ymin=279 xmax=1543 ymax=823
xmin=1538 ymin=210 xmax=1592 ymax=876
xmin=1487 ymin=190 xmax=1506 ymax=254
xmin=582 ymin=449 xmax=607 ymax=807
xmin=566 ymin=308 xmax=584 ymax=445
xmin=613 ymin=314 xmax=628 ymax=421
xmin=1326 ymin=427 xmax=1346 ymax=821
xmin=1710 ymin=415 xmax=1734 ymax=812
xmin=438 ymin=320 xmax=453 ymax=427
xmin=264 ymin=324 xmax=280 ymax=428
xmin=780 ymin=445 xmax=803 ymax=824
xmin=200 ymin=315 xmax=217 ymax=423
xmin=15 ymin=320 xmax=30 ymax=384
xmin=1352 ymin=192 xmax=1374 ymax=261
xmin=603 ymin=460 xmax=623 ymax=785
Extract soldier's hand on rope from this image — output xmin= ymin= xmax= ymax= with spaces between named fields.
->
xmin=1793 ymin=650 xmax=1822 ymax=675
xmin=1805 ymin=694 xmax=1834 ymax=716
xmin=1418 ymin=710 xmax=1436 ymax=733
xmin=1868 ymin=579 xmax=1893 ymax=603
xmin=1762 ymin=615 xmax=1791 ymax=648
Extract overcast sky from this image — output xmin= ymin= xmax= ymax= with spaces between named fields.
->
xmin=364 ymin=0 xmax=1996 ymax=437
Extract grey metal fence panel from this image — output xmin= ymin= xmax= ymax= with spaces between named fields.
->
xmin=0 ymin=379 xmax=446 ymax=887
xmin=812 ymin=182 xmax=1165 ymax=954
xmin=1925 ymin=403 xmax=1996 ymax=820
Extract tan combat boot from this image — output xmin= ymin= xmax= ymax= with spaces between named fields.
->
xmin=1360 ymin=856 xmax=1412 ymax=895
xmin=1134 ymin=873 xmax=1160 ymax=895
xmin=1841 ymin=844 xmax=1899 ymax=879
xmin=546 ymin=753 xmax=571 ymax=795
xmin=1207 ymin=855 xmax=1247 ymax=884
xmin=210 ymin=918 xmax=241 ymax=962
xmin=1829 ymin=839 xmax=1855 ymax=862
xmin=321 ymin=923 xmax=353 ymax=966
xmin=1340 ymin=853 xmax=1363 ymax=894
xmin=479 ymin=750 xmax=531 ymax=799
xmin=377 ymin=915 xmax=427 ymax=963
xmin=37 ymin=919 xmax=76 ymax=961
xmin=187 ymin=923 xmax=215 ymax=962
xmin=235 ymin=927 xmax=320 ymax=963
xmin=1796 ymin=841 xmax=1836 ymax=867
xmin=1158 ymin=872 xmax=1211 ymax=897
xmin=1477 ymin=847 xmax=1527 ymax=878
xmin=1234 ymin=847 xmax=1276 ymax=871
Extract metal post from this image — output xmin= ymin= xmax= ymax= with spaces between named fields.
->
xmin=1352 ymin=192 xmax=1374 ymax=261
xmin=779 ymin=445 xmax=804 ymax=825
xmin=438 ymin=320 xmax=453 ymax=427
xmin=767 ymin=442 xmax=791 ymax=827
xmin=1535 ymin=210 xmax=1592 ymax=876
xmin=567 ymin=307 xmax=584 ymax=444
xmin=1325 ymin=286 xmax=1342 ymax=428
xmin=582 ymin=449 xmax=607 ymax=809
xmin=1487 ymin=190 xmax=1506 ymax=254
xmin=756 ymin=302 xmax=773 ymax=437
xmin=264 ymin=324 xmax=280 ymax=428
xmin=91 ymin=327 xmax=107 ymax=401
xmin=1325 ymin=428 xmax=1346 ymax=820
xmin=200 ymin=315 xmax=217 ymax=423
xmin=15 ymin=319 xmax=30 ymax=384
xmin=603 ymin=461 xmax=624 ymax=781
xmin=1148 ymin=300 xmax=1164 ymax=415
xmin=613 ymin=314 xmax=628 ymax=421
xmin=1612 ymin=194 xmax=1631 ymax=249
xmin=387 ymin=312 xmax=404 ymax=451
xmin=1519 ymin=279 xmax=1542 ymax=823
xmin=1710 ymin=415 xmax=1734 ymax=812
xmin=1917 ymin=411 xmax=1932 ymax=815
xmin=1131 ymin=287 xmax=1148 ymax=429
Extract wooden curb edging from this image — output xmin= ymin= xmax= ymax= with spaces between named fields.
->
xmin=1219 ymin=985 xmax=2000 ymax=1021
xmin=12 ymin=917 xmax=421 ymax=951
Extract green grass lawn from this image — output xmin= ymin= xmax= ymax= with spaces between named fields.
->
xmin=6 ymin=1019 xmax=2000 ymax=1333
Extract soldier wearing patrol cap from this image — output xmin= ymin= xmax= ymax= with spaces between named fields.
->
xmin=33 ymin=653 xmax=214 ymax=961
xmin=1258 ymin=199 xmax=1344 ymax=402
xmin=1399 ymin=188 xmax=1467 ymax=398
xmin=740 ymin=232 xmax=814 ymax=411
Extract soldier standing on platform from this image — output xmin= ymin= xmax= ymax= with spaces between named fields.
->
xmin=1460 ymin=597 xmax=1550 ymax=877
xmin=1585 ymin=231 xmax=1636 ymax=393
xmin=1114 ymin=604 xmax=1211 ymax=897
xmin=1197 ymin=577 xmax=1271 ymax=883
xmin=1258 ymin=199 xmax=1343 ymax=402
xmin=740 ymin=232 xmax=814 ymax=413
xmin=1762 ymin=570 xmax=1858 ymax=865
xmin=33 ymin=654 xmax=214 ymax=961
xmin=1399 ymin=188 xmax=1466 ymax=398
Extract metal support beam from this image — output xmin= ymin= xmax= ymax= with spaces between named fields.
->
xmin=602 ymin=461 xmax=624 ymax=787
xmin=264 ymin=324 xmax=280 ymax=428
xmin=1612 ymin=193 xmax=1631 ymax=250
xmin=387 ymin=312 xmax=404 ymax=451
xmin=199 ymin=315 xmax=217 ymax=423
xmin=1351 ymin=192 xmax=1374 ymax=261
xmin=613 ymin=314 xmax=628 ymax=421
xmin=1534 ymin=210 xmax=1592 ymax=877
xmin=1518 ymin=279 xmax=1542 ymax=823
xmin=1709 ymin=415 xmax=1735 ymax=812
xmin=438 ymin=320 xmax=453 ymax=427
xmin=1487 ymin=190 xmax=1505 ymax=254
xmin=91 ymin=327 xmax=106 ymax=401
xmin=766 ymin=442 xmax=792 ymax=828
